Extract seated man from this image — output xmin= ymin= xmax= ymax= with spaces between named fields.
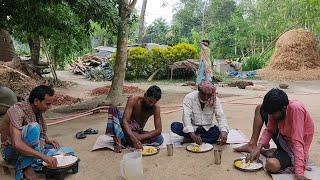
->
xmin=106 ymin=85 xmax=163 ymax=152
xmin=247 ymin=89 xmax=314 ymax=180
xmin=0 ymin=85 xmax=74 ymax=180
xmin=171 ymin=81 xmax=229 ymax=145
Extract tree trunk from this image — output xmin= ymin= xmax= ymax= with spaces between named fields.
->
xmin=107 ymin=0 xmax=137 ymax=105
xmin=201 ymin=0 xmax=209 ymax=36
xmin=241 ymin=49 xmax=244 ymax=57
xmin=138 ymin=0 xmax=147 ymax=44
xmin=0 ymin=29 xmax=16 ymax=62
xmin=261 ymin=38 xmax=265 ymax=53
xmin=103 ymin=37 xmax=107 ymax=46
xmin=42 ymin=39 xmax=58 ymax=82
xmin=28 ymin=35 xmax=41 ymax=65
xmin=52 ymin=46 xmax=58 ymax=70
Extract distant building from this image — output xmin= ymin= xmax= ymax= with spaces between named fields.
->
xmin=94 ymin=46 xmax=117 ymax=59
xmin=93 ymin=43 xmax=168 ymax=59
xmin=143 ymin=43 xmax=168 ymax=49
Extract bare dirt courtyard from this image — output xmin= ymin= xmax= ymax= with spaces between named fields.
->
xmin=1 ymin=71 xmax=320 ymax=180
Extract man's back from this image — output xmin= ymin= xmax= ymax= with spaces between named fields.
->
xmin=281 ymin=100 xmax=314 ymax=138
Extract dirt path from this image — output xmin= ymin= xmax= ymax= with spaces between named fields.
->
xmin=1 ymin=71 xmax=320 ymax=180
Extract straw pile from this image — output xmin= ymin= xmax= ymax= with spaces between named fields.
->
xmin=259 ymin=29 xmax=320 ymax=81
xmin=0 ymin=60 xmax=74 ymax=99
xmin=0 ymin=66 xmax=37 ymax=98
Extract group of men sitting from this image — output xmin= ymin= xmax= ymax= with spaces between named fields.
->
xmin=0 ymin=81 xmax=314 ymax=180
xmin=106 ymin=81 xmax=314 ymax=180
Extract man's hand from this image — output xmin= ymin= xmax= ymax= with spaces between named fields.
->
xmin=48 ymin=139 xmax=60 ymax=149
xmin=132 ymin=138 xmax=143 ymax=150
xmin=219 ymin=131 xmax=228 ymax=145
xmin=295 ymin=176 xmax=310 ymax=180
xmin=43 ymin=156 xmax=58 ymax=168
xmin=246 ymin=144 xmax=262 ymax=162
xmin=190 ymin=132 xmax=202 ymax=145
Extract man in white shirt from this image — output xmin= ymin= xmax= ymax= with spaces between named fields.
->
xmin=171 ymin=81 xmax=229 ymax=144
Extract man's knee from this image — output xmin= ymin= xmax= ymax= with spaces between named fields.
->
xmin=206 ymin=126 xmax=220 ymax=137
xmin=171 ymin=122 xmax=183 ymax=133
xmin=156 ymin=134 xmax=164 ymax=145
xmin=108 ymin=106 xmax=118 ymax=114
xmin=23 ymin=123 xmax=41 ymax=134
xmin=266 ymin=158 xmax=281 ymax=173
xmin=22 ymin=123 xmax=41 ymax=146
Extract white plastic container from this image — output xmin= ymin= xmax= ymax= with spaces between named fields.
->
xmin=120 ymin=151 xmax=144 ymax=180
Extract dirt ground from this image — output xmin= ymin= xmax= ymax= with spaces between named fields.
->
xmin=1 ymin=71 xmax=320 ymax=180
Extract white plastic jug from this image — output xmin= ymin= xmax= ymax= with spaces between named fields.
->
xmin=120 ymin=151 xmax=144 ymax=180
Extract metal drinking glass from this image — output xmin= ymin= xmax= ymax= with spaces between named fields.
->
xmin=167 ymin=144 xmax=173 ymax=156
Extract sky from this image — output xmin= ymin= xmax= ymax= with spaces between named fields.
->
xmin=136 ymin=0 xmax=180 ymax=25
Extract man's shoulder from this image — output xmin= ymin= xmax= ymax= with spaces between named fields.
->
xmin=185 ymin=91 xmax=198 ymax=99
xmin=127 ymin=95 xmax=143 ymax=104
xmin=128 ymin=95 xmax=143 ymax=100
xmin=7 ymin=101 xmax=25 ymax=111
xmin=288 ymin=100 xmax=305 ymax=112
xmin=6 ymin=101 xmax=31 ymax=116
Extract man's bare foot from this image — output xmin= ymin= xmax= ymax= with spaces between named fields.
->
xmin=23 ymin=166 xmax=40 ymax=180
xmin=114 ymin=144 xmax=122 ymax=153
xmin=234 ymin=143 xmax=257 ymax=153
xmin=261 ymin=148 xmax=277 ymax=158
xmin=181 ymin=137 xmax=193 ymax=144
xmin=113 ymin=136 xmax=122 ymax=153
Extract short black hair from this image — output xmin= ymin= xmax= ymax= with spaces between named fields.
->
xmin=201 ymin=40 xmax=210 ymax=46
xmin=145 ymin=85 xmax=162 ymax=101
xmin=28 ymin=85 xmax=54 ymax=104
xmin=262 ymin=88 xmax=289 ymax=114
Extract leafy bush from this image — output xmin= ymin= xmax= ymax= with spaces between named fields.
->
xmin=166 ymin=43 xmax=197 ymax=64
xmin=242 ymin=50 xmax=272 ymax=71
xmin=242 ymin=56 xmax=264 ymax=71
xmin=126 ymin=47 xmax=151 ymax=79
xmin=110 ymin=43 xmax=198 ymax=80
xmin=150 ymin=47 xmax=169 ymax=68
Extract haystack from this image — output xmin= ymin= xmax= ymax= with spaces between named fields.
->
xmin=259 ymin=29 xmax=320 ymax=81
xmin=269 ymin=28 xmax=320 ymax=70
xmin=3 ymin=59 xmax=43 ymax=80
xmin=0 ymin=66 xmax=37 ymax=98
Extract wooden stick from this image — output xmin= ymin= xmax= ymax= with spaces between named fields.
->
xmin=0 ymin=64 xmax=32 ymax=80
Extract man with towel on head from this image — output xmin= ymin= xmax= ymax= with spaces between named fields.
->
xmin=171 ymin=81 xmax=229 ymax=145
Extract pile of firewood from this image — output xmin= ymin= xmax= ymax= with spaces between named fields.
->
xmin=70 ymin=55 xmax=113 ymax=81
xmin=70 ymin=55 xmax=105 ymax=75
